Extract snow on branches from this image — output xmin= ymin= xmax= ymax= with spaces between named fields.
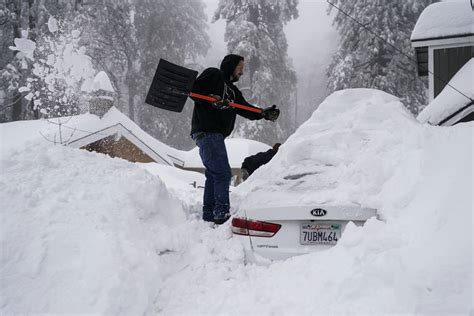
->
xmin=8 ymin=17 xmax=95 ymax=117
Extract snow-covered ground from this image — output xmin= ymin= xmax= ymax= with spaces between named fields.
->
xmin=0 ymin=89 xmax=472 ymax=315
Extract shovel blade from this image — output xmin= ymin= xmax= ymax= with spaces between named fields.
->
xmin=145 ymin=59 xmax=198 ymax=112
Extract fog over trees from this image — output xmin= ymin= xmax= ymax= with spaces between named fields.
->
xmin=1 ymin=0 xmax=430 ymax=149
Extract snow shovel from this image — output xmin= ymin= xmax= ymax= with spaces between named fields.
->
xmin=145 ymin=59 xmax=263 ymax=114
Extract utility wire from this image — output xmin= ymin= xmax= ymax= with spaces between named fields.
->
xmin=327 ymin=0 xmax=474 ymax=103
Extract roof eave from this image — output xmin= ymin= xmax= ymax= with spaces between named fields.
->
xmin=411 ymin=34 xmax=474 ymax=48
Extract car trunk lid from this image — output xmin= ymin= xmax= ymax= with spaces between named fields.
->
xmin=242 ymin=205 xmax=377 ymax=222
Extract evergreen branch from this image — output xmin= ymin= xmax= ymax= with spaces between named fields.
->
xmin=326 ymin=0 xmax=474 ymax=103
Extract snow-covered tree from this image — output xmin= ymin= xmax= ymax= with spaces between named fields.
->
xmin=133 ymin=0 xmax=210 ymax=149
xmin=3 ymin=17 xmax=94 ymax=118
xmin=80 ymin=0 xmax=210 ymax=149
xmin=0 ymin=0 xmax=87 ymax=121
xmin=327 ymin=0 xmax=437 ymax=114
xmin=214 ymin=0 xmax=298 ymax=144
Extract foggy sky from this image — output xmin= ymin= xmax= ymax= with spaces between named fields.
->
xmin=201 ymin=0 xmax=340 ymax=124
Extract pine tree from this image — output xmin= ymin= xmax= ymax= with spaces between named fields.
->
xmin=0 ymin=0 xmax=85 ymax=121
xmin=133 ymin=0 xmax=210 ymax=149
xmin=326 ymin=0 xmax=437 ymax=114
xmin=80 ymin=0 xmax=210 ymax=149
xmin=214 ymin=0 xmax=298 ymax=144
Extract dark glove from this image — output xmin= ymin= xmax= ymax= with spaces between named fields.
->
xmin=210 ymin=94 xmax=231 ymax=110
xmin=262 ymin=105 xmax=280 ymax=122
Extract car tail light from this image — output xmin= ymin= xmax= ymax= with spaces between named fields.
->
xmin=231 ymin=217 xmax=281 ymax=237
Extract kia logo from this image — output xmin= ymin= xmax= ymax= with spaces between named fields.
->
xmin=310 ymin=208 xmax=327 ymax=217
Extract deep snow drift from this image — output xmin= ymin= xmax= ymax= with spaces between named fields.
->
xmin=0 ymin=89 xmax=472 ymax=315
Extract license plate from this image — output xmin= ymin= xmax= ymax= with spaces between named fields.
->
xmin=300 ymin=222 xmax=341 ymax=245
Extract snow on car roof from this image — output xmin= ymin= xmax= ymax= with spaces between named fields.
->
xmin=417 ymin=58 xmax=474 ymax=125
xmin=411 ymin=1 xmax=474 ymax=42
xmin=234 ymin=88 xmax=422 ymax=209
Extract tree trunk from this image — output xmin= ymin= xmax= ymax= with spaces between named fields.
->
xmin=28 ymin=0 xmax=39 ymax=119
xmin=128 ymin=84 xmax=135 ymax=122
xmin=127 ymin=59 xmax=135 ymax=121
xmin=11 ymin=0 xmax=23 ymax=121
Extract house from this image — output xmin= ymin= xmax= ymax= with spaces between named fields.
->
xmin=411 ymin=1 xmax=473 ymax=101
xmin=67 ymin=106 xmax=178 ymax=165
xmin=68 ymin=71 xmax=273 ymax=181
xmin=67 ymin=72 xmax=178 ymax=165
xmin=417 ymin=58 xmax=473 ymax=126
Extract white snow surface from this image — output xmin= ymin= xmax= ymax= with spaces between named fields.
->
xmin=9 ymin=37 xmax=36 ymax=60
xmin=411 ymin=1 xmax=474 ymax=41
xmin=418 ymin=58 xmax=474 ymax=125
xmin=235 ymin=89 xmax=421 ymax=209
xmin=47 ymin=16 xmax=59 ymax=33
xmin=0 ymin=88 xmax=472 ymax=315
xmin=92 ymin=71 xmax=115 ymax=93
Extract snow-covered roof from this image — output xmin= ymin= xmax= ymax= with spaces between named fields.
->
xmin=67 ymin=107 xmax=179 ymax=165
xmin=411 ymin=2 xmax=474 ymax=42
xmin=417 ymin=58 xmax=474 ymax=125
xmin=182 ymin=138 xmax=271 ymax=169
xmin=92 ymin=71 xmax=115 ymax=93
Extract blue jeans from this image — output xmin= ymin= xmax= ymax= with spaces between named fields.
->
xmin=193 ymin=132 xmax=232 ymax=222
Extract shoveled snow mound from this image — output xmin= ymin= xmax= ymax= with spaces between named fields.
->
xmin=1 ymin=88 xmax=472 ymax=315
xmin=234 ymin=89 xmax=421 ymax=211
xmin=0 ymin=141 xmax=188 ymax=314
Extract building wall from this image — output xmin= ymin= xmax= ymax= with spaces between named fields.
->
xmin=82 ymin=135 xmax=155 ymax=163
xmin=433 ymin=45 xmax=474 ymax=97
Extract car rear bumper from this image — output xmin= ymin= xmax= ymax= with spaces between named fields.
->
xmin=234 ymin=233 xmax=334 ymax=262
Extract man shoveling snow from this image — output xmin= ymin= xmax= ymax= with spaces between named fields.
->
xmin=190 ymin=54 xmax=280 ymax=224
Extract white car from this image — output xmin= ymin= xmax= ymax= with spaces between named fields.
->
xmin=231 ymin=205 xmax=377 ymax=261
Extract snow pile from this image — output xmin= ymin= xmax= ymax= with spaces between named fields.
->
xmin=234 ymin=89 xmax=421 ymax=209
xmin=0 ymin=88 xmax=472 ymax=314
xmin=411 ymin=1 xmax=474 ymax=41
xmin=215 ymin=88 xmax=470 ymax=314
xmin=418 ymin=58 xmax=474 ymax=125
xmin=138 ymin=163 xmax=205 ymax=216
xmin=0 ymin=137 xmax=189 ymax=314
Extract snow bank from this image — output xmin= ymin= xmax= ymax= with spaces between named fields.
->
xmin=418 ymin=58 xmax=474 ymax=125
xmin=156 ymin=89 xmax=472 ymax=315
xmin=234 ymin=89 xmax=421 ymax=210
xmin=411 ymin=1 xmax=474 ymax=41
xmin=0 ymin=135 xmax=187 ymax=314
xmin=0 ymin=88 xmax=472 ymax=314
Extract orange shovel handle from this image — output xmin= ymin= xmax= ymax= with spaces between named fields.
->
xmin=190 ymin=92 xmax=263 ymax=114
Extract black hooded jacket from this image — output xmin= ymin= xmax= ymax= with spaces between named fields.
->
xmin=190 ymin=54 xmax=263 ymax=137
xmin=241 ymin=148 xmax=278 ymax=176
